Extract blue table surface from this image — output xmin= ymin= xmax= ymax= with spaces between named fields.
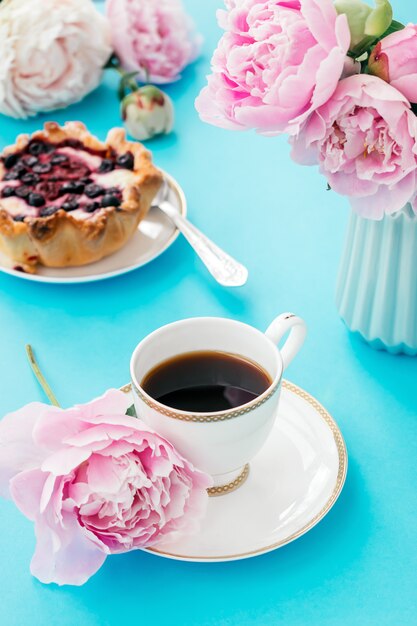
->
xmin=1 ymin=1 xmax=416 ymax=624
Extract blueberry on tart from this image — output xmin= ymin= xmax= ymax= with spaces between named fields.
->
xmin=0 ymin=122 xmax=162 ymax=272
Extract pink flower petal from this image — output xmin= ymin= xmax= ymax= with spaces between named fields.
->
xmin=300 ymin=0 xmax=341 ymax=50
xmin=30 ymin=514 xmax=107 ymax=586
xmin=369 ymin=24 xmax=417 ymax=103
xmin=34 ymin=390 xmax=131 ymax=450
xmin=10 ymin=469 xmax=48 ymax=520
xmin=350 ymin=172 xmax=417 ymax=219
xmin=64 ymin=423 xmax=134 ymax=447
xmin=86 ymin=454 xmax=126 ymax=494
xmin=73 ymin=390 xmax=132 ymax=421
xmin=41 ymin=447 xmax=91 ymax=475
xmin=0 ymin=402 xmax=49 ymax=497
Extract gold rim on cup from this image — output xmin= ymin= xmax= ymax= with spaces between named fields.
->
xmin=130 ymin=380 xmax=281 ymax=423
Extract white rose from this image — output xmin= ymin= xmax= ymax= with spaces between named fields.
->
xmin=0 ymin=0 xmax=112 ymax=118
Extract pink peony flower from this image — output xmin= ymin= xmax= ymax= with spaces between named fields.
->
xmin=0 ymin=0 xmax=112 ymax=119
xmin=369 ymin=24 xmax=417 ymax=105
xmin=195 ymin=0 xmax=351 ymax=134
xmin=106 ymin=0 xmax=202 ymax=84
xmin=0 ymin=390 xmax=211 ymax=585
xmin=291 ymin=75 xmax=417 ymax=219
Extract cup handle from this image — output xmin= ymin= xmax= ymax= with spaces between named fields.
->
xmin=265 ymin=313 xmax=307 ymax=370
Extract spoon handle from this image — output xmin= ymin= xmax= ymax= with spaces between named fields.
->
xmin=159 ymin=200 xmax=248 ymax=287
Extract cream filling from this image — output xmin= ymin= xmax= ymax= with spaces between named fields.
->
xmin=93 ymin=169 xmax=136 ymax=187
xmin=0 ymin=196 xmax=38 ymax=218
xmin=0 ymin=180 xmax=19 ymax=191
xmin=57 ymin=147 xmax=103 ymax=170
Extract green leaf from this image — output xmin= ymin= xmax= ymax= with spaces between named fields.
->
xmin=349 ymin=35 xmax=378 ymax=59
xmin=118 ymin=82 xmax=126 ymax=102
xmin=123 ymin=71 xmax=140 ymax=81
xmin=126 ymin=405 xmax=137 ymax=418
xmin=379 ymin=19 xmax=405 ymax=38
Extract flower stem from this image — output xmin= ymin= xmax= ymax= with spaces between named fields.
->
xmin=105 ymin=53 xmax=140 ymax=100
xmin=25 ymin=345 xmax=61 ymax=407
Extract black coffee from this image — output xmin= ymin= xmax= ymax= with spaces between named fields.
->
xmin=141 ymin=351 xmax=272 ymax=412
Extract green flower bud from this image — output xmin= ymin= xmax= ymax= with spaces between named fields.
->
xmin=121 ymin=85 xmax=174 ymax=142
xmin=335 ymin=0 xmax=393 ymax=50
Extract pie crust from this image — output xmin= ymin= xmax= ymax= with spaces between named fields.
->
xmin=0 ymin=122 xmax=162 ymax=271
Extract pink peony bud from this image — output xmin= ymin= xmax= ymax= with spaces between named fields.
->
xmin=369 ymin=24 xmax=417 ymax=104
xmin=121 ymin=86 xmax=174 ymax=141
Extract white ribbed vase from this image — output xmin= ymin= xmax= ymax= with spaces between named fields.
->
xmin=336 ymin=204 xmax=417 ymax=355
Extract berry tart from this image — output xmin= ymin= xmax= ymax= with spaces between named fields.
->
xmin=0 ymin=122 xmax=162 ymax=272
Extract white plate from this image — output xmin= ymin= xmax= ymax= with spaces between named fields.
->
xmin=0 ymin=172 xmax=186 ymax=284
xmin=120 ymin=379 xmax=347 ymax=562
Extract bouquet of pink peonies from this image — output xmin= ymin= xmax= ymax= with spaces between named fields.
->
xmin=196 ymin=0 xmax=417 ymax=220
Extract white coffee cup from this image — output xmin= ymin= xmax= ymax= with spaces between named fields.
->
xmin=130 ymin=314 xmax=306 ymax=494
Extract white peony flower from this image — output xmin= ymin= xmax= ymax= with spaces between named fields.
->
xmin=0 ymin=0 xmax=112 ymax=118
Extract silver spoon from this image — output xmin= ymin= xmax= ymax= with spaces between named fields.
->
xmin=152 ymin=181 xmax=248 ymax=287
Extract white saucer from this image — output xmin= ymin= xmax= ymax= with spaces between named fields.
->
xmin=0 ymin=171 xmax=186 ymax=284
xmin=121 ymin=379 xmax=347 ymax=562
